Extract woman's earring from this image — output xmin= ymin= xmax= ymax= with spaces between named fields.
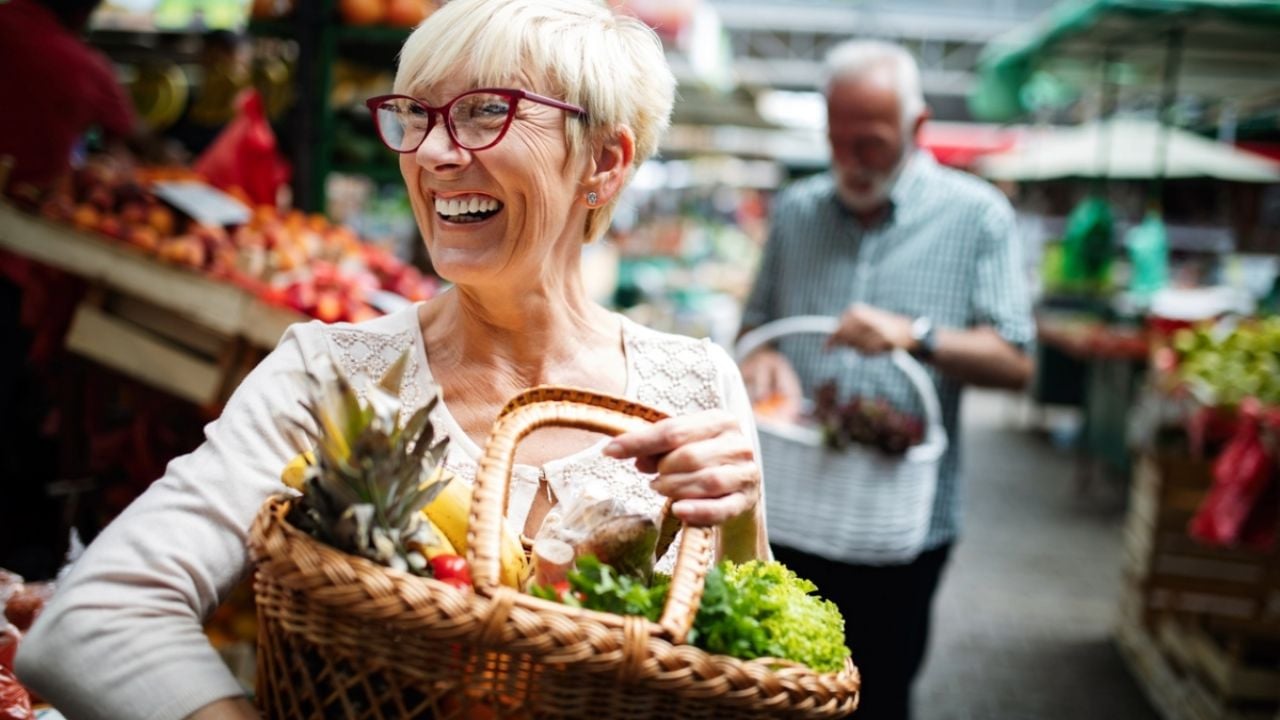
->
xmin=586 ymin=191 xmax=599 ymax=207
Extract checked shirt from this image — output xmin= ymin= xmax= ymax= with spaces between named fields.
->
xmin=742 ymin=150 xmax=1035 ymax=552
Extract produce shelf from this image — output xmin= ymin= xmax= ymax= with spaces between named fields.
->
xmin=0 ymin=202 xmax=304 ymax=350
xmin=1 ymin=203 xmax=313 ymax=406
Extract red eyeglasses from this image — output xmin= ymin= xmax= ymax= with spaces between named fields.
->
xmin=365 ymin=88 xmax=588 ymax=153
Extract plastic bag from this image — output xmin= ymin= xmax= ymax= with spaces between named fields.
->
xmin=1125 ymin=210 xmax=1168 ymax=297
xmin=1061 ymin=195 xmax=1114 ymax=286
xmin=193 ymin=89 xmax=290 ymax=206
xmin=532 ymin=490 xmax=667 ymax=585
xmin=0 ymin=667 xmax=31 ymax=720
xmin=1188 ymin=399 xmax=1277 ymax=550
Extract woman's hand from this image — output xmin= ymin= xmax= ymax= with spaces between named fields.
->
xmin=603 ymin=409 xmax=760 ymax=527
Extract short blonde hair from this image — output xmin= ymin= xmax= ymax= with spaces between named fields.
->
xmin=395 ymin=0 xmax=675 ymax=242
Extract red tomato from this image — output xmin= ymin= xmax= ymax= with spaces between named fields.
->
xmin=2 ymin=591 xmax=42 ymax=633
xmin=551 ymin=581 xmax=584 ymax=605
xmin=429 ymin=555 xmax=472 ymax=586
xmin=439 ymin=577 xmax=471 ymax=593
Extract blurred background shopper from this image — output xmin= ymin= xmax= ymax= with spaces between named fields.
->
xmin=738 ymin=39 xmax=1035 ymax=720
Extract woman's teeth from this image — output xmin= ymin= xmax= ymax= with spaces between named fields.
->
xmin=435 ymin=196 xmax=501 ymax=222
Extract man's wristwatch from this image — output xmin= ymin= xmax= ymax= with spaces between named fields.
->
xmin=909 ymin=316 xmax=937 ymax=361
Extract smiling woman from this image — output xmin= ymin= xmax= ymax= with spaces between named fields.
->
xmin=12 ymin=1 xmax=771 ymax=718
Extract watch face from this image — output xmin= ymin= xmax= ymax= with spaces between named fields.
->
xmin=911 ymin=316 xmax=935 ymax=356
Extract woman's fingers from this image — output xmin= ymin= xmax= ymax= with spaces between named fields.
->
xmin=603 ymin=410 xmax=761 ymax=526
xmin=669 ymin=493 xmax=756 ymax=526
xmin=648 ymin=463 xmax=758 ymax=501
xmin=603 ymin=410 xmax=739 ymax=462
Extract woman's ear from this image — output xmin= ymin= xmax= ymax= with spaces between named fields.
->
xmin=582 ymin=125 xmax=635 ymax=206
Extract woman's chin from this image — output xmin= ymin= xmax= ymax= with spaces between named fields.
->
xmin=426 ymin=251 xmax=503 ymax=289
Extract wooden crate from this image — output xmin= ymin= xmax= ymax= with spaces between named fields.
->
xmin=1117 ymin=585 xmax=1193 ymax=720
xmin=1156 ymin=615 xmax=1280 ymax=704
xmin=1124 ymin=453 xmax=1280 ymax=633
xmin=1 ymin=201 xmax=305 ymax=408
xmin=1117 ymin=586 xmax=1280 ymax=720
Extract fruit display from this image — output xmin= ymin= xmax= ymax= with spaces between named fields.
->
xmin=29 ymin=161 xmax=439 ymax=324
xmin=338 ymin=0 xmax=436 ymax=27
xmin=1169 ymin=317 xmax=1280 ymax=409
xmin=253 ymin=0 xmax=436 ymax=26
xmin=813 ymin=380 xmax=925 ymax=456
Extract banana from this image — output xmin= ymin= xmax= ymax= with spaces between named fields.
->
xmin=419 ymin=518 xmax=457 ymax=560
xmin=423 ymin=475 xmax=529 ymax=589
xmin=422 ymin=472 xmax=470 ymax=552
xmin=280 ymin=451 xmax=315 ymax=491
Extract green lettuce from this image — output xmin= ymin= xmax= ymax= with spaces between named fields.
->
xmin=540 ymin=557 xmax=850 ymax=673
xmin=692 ymin=560 xmax=850 ymax=673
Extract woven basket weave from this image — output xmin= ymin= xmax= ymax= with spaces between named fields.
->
xmin=736 ymin=316 xmax=948 ymax=564
xmin=249 ymin=385 xmax=861 ymax=719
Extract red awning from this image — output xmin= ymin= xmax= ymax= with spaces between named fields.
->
xmin=919 ymin=122 xmax=1019 ymax=169
xmin=1237 ymin=141 xmax=1280 ymax=164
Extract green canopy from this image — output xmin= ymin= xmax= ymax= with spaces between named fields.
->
xmin=970 ymin=0 xmax=1280 ymax=121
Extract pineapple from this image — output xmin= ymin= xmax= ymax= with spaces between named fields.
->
xmin=288 ymin=351 xmax=450 ymax=576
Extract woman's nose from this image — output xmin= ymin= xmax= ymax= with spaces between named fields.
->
xmin=414 ymin=121 xmax=469 ymax=172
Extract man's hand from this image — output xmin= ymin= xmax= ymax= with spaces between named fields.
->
xmin=826 ymin=302 xmax=914 ymax=355
xmin=739 ymin=347 xmax=803 ymax=422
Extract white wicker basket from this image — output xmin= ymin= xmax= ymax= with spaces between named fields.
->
xmin=736 ymin=316 xmax=948 ymax=565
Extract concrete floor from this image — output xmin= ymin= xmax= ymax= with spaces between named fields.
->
xmin=915 ymin=391 xmax=1159 ymax=720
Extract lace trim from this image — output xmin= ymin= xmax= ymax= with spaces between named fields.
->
xmin=326 ymin=327 xmax=423 ymax=417
xmin=628 ymin=334 xmax=720 ymax=415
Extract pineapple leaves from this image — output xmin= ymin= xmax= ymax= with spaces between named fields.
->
xmin=377 ymin=350 xmax=410 ymax=396
xmin=286 ymin=355 xmax=450 ymax=577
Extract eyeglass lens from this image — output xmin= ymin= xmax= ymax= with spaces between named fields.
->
xmin=374 ymin=92 xmax=515 ymax=152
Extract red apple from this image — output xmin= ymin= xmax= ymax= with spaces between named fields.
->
xmin=314 ymin=290 xmax=344 ymax=323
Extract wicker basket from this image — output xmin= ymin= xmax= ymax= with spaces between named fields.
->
xmin=249 ymin=385 xmax=861 ymax=719
xmin=735 ymin=316 xmax=948 ymax=565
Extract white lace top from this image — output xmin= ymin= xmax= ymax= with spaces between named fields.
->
xmin=16 ymin=303 xmax=762 ymax=720
xmin=330 ymin=306 xmax=760 ymax=571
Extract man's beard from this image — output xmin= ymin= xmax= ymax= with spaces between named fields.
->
xmin=837 ymin=142 xmax=914 ymax=213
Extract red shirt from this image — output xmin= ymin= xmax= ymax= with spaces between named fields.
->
xmin=0 ymin=0 xmax=137 ymax=196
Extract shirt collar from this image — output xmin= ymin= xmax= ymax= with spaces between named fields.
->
xmin=826 ymin=148 xmax=934 ymax=228
xmin=887 ymin=148 xmax=933 ymax=210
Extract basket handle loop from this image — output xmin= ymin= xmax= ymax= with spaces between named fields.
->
xmin=470 ymin=386 xmax=715 ymax=643
xmin=734 ymin=315 xmax=947 ymax=459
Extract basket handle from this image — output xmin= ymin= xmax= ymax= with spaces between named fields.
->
xmin=470 ymin=386 xmax=715 ymax=643
xmin=734 ymin=315 xmax=947 ymax=460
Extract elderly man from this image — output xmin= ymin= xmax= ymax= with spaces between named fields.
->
xmin=739 ymin=40 xmax=1035 ymax=719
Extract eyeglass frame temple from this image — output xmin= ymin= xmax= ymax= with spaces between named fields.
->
xmin=364 ymin=88 xmax=589 ymax=154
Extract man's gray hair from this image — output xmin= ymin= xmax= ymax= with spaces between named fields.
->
xmin=823 ymin=39 xmax=926 ymax=129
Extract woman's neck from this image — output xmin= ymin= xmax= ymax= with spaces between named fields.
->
xmin=421 ymin=284 xmax=620 ymax=387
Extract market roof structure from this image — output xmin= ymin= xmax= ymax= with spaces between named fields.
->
xmin=975 ymin=117 xmax=1280 ymax=181
xmin=969 ymin=0 xmax=1280 ymax=122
